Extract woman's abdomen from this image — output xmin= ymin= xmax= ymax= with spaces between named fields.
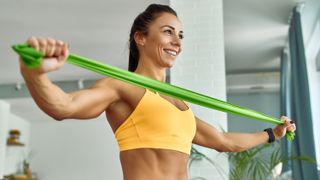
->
xmin=120 ymin=148 xmax=189 ymax=180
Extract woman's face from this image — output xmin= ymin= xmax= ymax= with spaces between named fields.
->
xmin=139 ymin=12 xmax=183 ymax=68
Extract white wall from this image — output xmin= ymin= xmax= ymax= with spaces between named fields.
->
xmin=0 ymin=102 xmax=31 ymax=178
xmin=170 ymin=0 xmax=228 ymax=179
xmin=0 ymin=101 xmax=10 ymax=178
xmin=5 ymin=114 xmax=31 ymax=176
xmin=29 ymin=117 xmax=122 ymax=180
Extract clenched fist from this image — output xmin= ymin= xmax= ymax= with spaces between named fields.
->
xmin=273 ymin=116 xmax=296 ymax=140
xmin=20 ymin=36 xmax=69 ymax=74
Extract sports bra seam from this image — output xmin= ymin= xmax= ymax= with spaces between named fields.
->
xmin=114 ymin=89 xmax=149 ymax=135
xmin=131 ymin=117 xmax=141 ymax=139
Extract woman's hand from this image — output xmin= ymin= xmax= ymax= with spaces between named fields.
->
xmin=20 ymin=36 xmax=69 ymax=74
xmin=273 ymin=116 xmax=296 ymax=140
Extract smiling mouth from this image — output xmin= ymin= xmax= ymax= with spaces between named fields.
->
xmin=164 ymin=49 xmax=178 ymax=57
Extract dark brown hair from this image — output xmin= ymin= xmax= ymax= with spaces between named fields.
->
xmin=128 ymin=4 xmax=177 ymax=72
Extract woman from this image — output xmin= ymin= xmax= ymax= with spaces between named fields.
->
xmin=20 ymin=4 xmax=296 ymax=180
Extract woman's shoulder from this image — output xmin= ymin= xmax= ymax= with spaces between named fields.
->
xmin=92 ymin=77 xmax=139 ymax=96
xmin=93 ymin=77 xmax=146 ymax=111
xmin=92 ymin=77 xmax=122 ymax=88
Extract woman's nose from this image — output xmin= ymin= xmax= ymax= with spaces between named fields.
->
xmin=171 ymin=35 xmax=181 ymax=47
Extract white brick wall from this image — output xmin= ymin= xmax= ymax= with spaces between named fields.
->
xmin=170 ymin=1 xmax=228 ymax=179
xmin=0 ymin=101 xmax=10 ymax=178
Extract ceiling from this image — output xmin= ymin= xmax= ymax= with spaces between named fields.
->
xmin=224 ymin=0 xmax=299 ymax=74
xmin=1 ymin=0 xmax=312 ymax=122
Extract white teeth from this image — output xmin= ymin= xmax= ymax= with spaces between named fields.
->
xmin=164 ymin=49 xmax=177 ymax=56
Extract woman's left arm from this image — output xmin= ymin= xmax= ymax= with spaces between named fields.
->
xmin=192 ymin=116 xmax=296 ymax=152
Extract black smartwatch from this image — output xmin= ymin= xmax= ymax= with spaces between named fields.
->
xmin=264 ymin=128 xmax=275 ymax=143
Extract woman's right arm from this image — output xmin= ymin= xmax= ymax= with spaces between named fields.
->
xmin=20 ymin=37 xmax=120 ymax=120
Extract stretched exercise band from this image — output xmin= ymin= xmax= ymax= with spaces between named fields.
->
xmin=12 ymin=43 xmax=295 ymax=140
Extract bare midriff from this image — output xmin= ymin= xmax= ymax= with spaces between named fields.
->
xmin=119 ymin=148 xmax=189 ymax=180
xmin=105 ymin=82 xmax=192 ymax=180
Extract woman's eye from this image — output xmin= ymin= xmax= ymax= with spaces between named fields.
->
xmin=164 ymin=29 xmax=172 ymax=35
xmin=163 ymin=29 xmax=183 ymax=39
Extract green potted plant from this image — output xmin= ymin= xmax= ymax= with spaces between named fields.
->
xmin=189 ymin=141 xmax=316 ymax=180
xmin=228 ymin=141 xmax=315 ymax=180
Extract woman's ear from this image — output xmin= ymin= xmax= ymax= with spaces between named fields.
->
xmin=134 ymin=32 xmax=146 ymax=46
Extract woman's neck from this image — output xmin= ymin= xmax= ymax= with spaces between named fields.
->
xmin=134 ymin=60 xmax=167 ymax=82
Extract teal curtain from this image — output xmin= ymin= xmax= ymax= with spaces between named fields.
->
xmin=288 ymin=6 xmax=318 ymax=180
xmin=280 ymin=51 xmax=292 ymax=172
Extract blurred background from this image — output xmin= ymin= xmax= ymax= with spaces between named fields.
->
xmin=0 ymin=0 xmax=319 ymax=179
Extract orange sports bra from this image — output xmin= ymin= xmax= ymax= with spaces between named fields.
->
xmin=115 ymin=89 xmax=196 ymax=155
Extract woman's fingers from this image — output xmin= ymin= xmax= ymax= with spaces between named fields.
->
xmin=54 ymin=40 xmax=64 ymax=57
xmin=280 ymin=116 xmax=290 ymax=122
xmin=26 ymin=36 xmax=68 ymax=59
xmin=58 ymin=43 xmax=69 ymax=62
xmin=46 ymin=37 xmax=56 ymax=57
xmin=287 ymin=123 xmax=296 ymax=132
xmin=280 ymin=116 xmax=296 ymax=132
xmin=24 ymin=36 xmax=69 ymax=73
xmin=27 ymin=36 xmax=39 ymax=51
xmin=38 ymin=37 xmax=47 ymax=54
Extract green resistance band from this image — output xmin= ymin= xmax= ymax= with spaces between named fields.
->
xmin=12 ymin=43 xmax=295 ymax=140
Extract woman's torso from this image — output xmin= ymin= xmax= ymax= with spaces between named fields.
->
xmin=104 ymin=78 xmax=192 ymax=180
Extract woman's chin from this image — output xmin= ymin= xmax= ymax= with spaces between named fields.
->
xmin=166 ymin=62 xmax=174 ymax=68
